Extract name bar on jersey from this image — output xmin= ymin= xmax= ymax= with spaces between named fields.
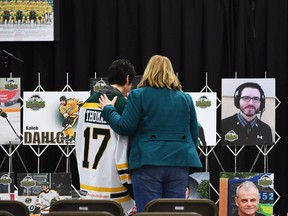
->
xmin=85 ymin=109 xmax=107 ymax=125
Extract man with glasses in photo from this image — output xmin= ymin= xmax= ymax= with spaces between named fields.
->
xmin=221 ymin=82 xmax=273 ymax=146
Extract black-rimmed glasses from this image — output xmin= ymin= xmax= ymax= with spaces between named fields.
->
xmin=241 ymin=96 xmax=261 ymax=103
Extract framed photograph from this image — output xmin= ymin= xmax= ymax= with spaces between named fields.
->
xmin=0 ymin=0 xmax=60 ymax=41
xmin=17 ymin=172 xmax=72 ymax=215
xmin=22 ymin=91 xmax=89 ymax=145
xmin=219 ymin=172 xmax=274 ymax=216
xmin=221 ymin=78 xmax=275 ymax=146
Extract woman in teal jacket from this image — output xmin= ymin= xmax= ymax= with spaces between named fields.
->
xmin=100 ymin=54 xmax=202 ymax=212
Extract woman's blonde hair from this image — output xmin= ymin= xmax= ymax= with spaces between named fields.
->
xmin=137 ymin=55 xmax=182 ymax=90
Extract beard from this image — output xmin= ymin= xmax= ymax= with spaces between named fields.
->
xmin=240 ymin=105 xmax=259 ymax=117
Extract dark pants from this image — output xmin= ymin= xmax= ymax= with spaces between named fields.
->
xmin=132 ymin=165 xmax=189 ymax=212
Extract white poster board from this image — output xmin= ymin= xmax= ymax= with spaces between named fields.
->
xmin=23 ymin=91 xmax=89 ymax=145
xmin=0 ymin=78 xmax=21 ymax=144
xmin=186 ymin=92 xmax=217 ymax=146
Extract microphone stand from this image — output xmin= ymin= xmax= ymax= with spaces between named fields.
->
xmin=0 ymin=50 xmax=24 ymax=75
xmin=0 ymin=50 xmax=24 ymax=63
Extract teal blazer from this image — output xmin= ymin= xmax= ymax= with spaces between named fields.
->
xmin=102 ymin=87 xmax=202 ymax=171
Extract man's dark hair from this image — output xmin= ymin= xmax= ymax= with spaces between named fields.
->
xmin=108 ymin=59 xmax=136 ymax=85
xmin=59 ymin=96 xmax=67 ymax=102
xmin=234 ymin=82 xmax=265 ymax=113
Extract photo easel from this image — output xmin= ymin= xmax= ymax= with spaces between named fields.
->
xmin=222 ymin=72 xmax=281 ymax=206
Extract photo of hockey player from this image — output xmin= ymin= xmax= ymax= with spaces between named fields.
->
xmin=35 ymin=181 xmax=60 ymax=214
xmin=17 ymin=173 xmax=72 ymax=215
xmin=23 ymin=91 xmax=89 ymax=145
xmin=58 ymin=95 xmax=83 ymax=143
xmin=0 ymin=78 xmax=21 ymax=145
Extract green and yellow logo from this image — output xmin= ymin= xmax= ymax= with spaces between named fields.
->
xmin=5 ymin=79 xmax=18 ymax=90
xmin=0 ymin=174 xmax=12 ymax=185
xmin=26 ymin=94 xmax=45 ymax=110
xmin=224 ymin=130 xmax=239 ymax=142
xmin=195 ymin=95 xmax=211 ymax=108
xmin=258 ymin=175 xmax=273 ymax=188
xmin=25 ymin=197 xmax=32 ymax=204
xmin=20 ymin=176 xmax=36 ymax=188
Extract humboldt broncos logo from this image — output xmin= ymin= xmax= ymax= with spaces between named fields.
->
xmin=224 ymin=130 xmax=239 ymax=142
xmin=0 ymin=174 xmax=12 ymax=185
xmin=5 ymin=79 xmax=18 ymax=90
xmin=258 ymin=175 xmax=273 ymax=188
xmin=195 ymin=95 xmax=211 ymax=108
xmin=20 ymin=176 xmax=36 ymax=188
xmin=26 ymin=94 xmax=45 ymax=110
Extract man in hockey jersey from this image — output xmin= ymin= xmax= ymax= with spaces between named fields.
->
xmin=75 ymin=59 xmax=136 ymax=215
xmin=35 ymin=181 xmax=60 ymax=215
xmin=59 ymin=96 xmax=82 ymax=143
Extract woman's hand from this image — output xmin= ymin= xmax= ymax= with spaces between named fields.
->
xmin=99 ymin=94 xmax=117 ymax=108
